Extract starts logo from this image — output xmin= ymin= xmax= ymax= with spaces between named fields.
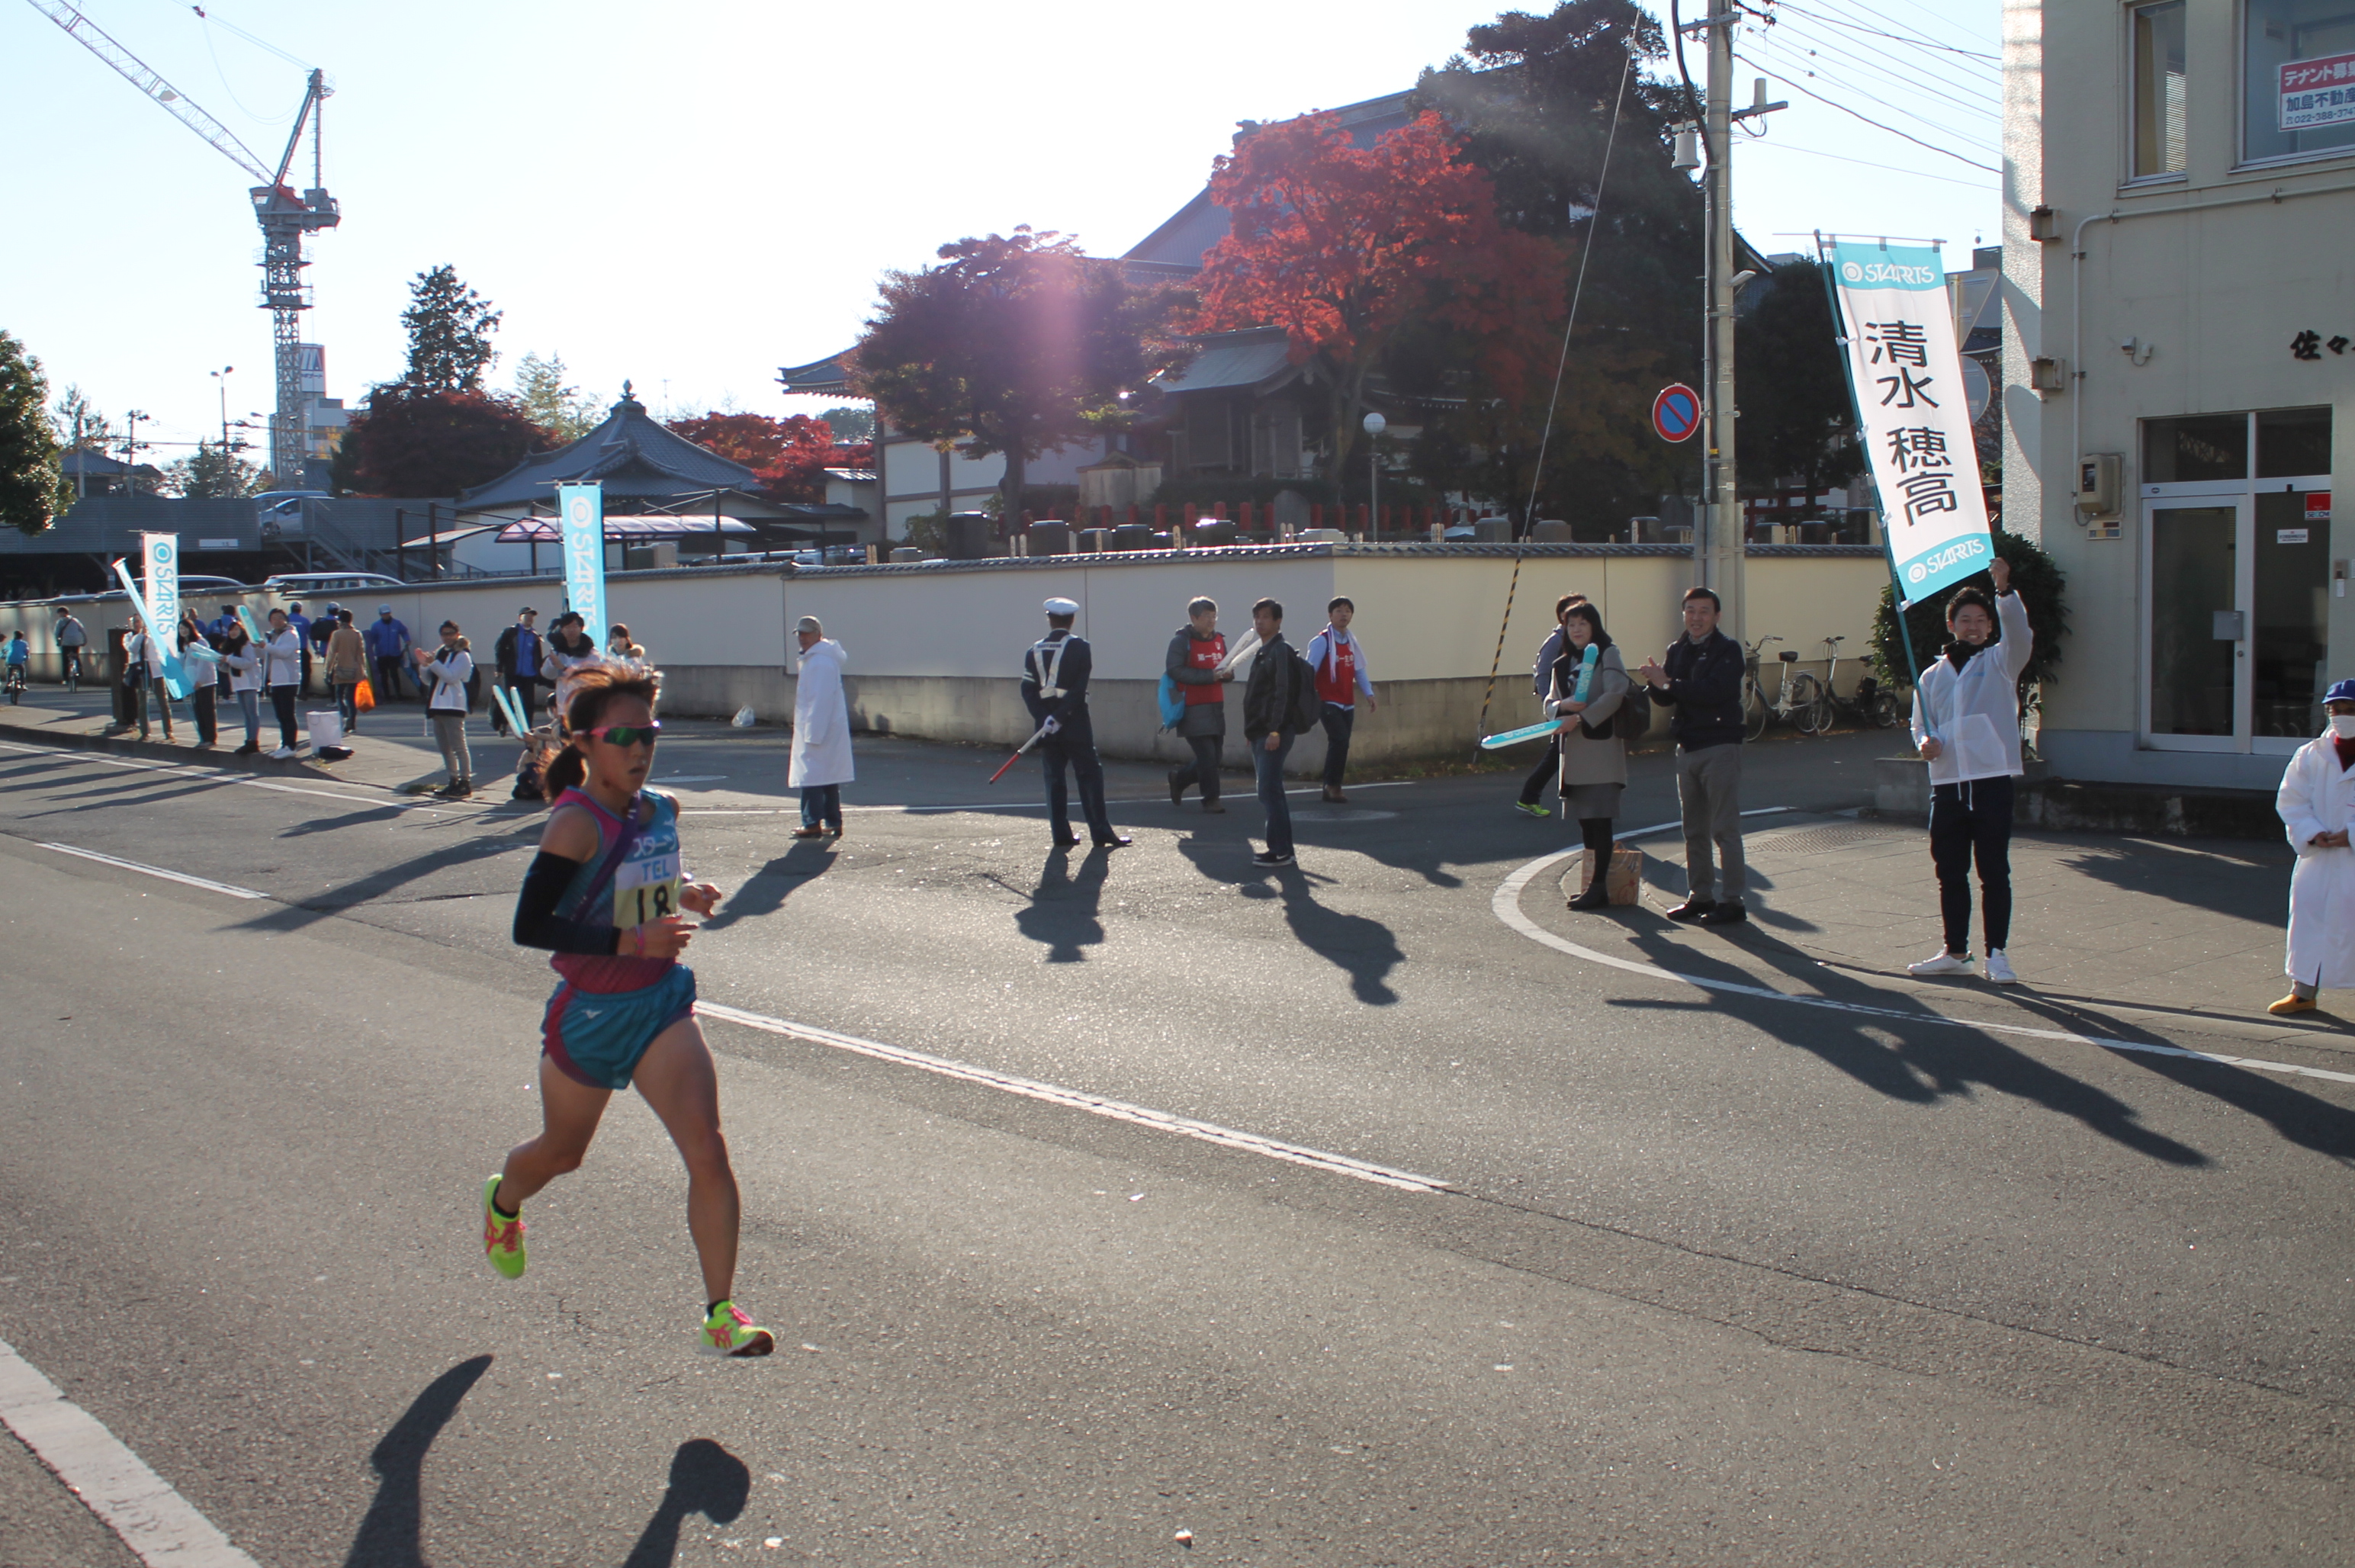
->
xmin=1843 ymin=262 xmax=1863 ymax=283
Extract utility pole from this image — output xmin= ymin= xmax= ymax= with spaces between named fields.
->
xmin=1685 ymin=0 xmax=1782 ymax=645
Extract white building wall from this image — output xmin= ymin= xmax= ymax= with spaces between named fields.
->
xmin=2008 ymin=0 xmax=2355 ymax=791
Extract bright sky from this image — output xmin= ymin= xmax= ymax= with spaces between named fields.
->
xmin=0 ymin=0 xmax=1999 ymax=461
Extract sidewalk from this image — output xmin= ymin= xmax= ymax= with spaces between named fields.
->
xmin=1523 ymin=809 xmax=2337 ymax=1056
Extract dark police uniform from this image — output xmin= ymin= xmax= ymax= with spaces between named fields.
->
xmin=1022 ymin=607 xmax=1124 ymax=848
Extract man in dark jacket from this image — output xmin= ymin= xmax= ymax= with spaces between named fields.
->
xmin=1640 ymin=586 xmax=1749 ymax=925
xmin=493 ymin=607 xmax=545 ymax=738
xmin=1242 ymin=596 xmax=1305 ymax=866
xmin=1022 ymin=596 xmax=1129 ymax=850
xmin=1165 ymin=596 xmax=1232 ymax=813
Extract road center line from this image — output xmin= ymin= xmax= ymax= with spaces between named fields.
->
xmin=694 ymin=1001 xmax=1451 ymax=1193
xmin=0 ymin=1336 xmax=263 ymax=1568
xmin=37 ymin=842 xmax=267 ymax=899
xmin=1492 ymin=845 xmax=2355 ymax=1088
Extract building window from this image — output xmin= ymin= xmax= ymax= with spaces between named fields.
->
xmin=2258 ymin=406 xmax=2334 ymax=476
xmin=2244 ymin=0 xmax=2355 ymax=163
xmin=2144 ymin=414 xmax=2248 ymax=482
xmin=2132 ymin=1 xmax=2190 ymax=178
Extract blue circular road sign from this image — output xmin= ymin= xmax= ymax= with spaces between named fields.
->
xmin=1652 ymin=384 xmax=1701 ymax=443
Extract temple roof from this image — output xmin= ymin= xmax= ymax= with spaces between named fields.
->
xmin=455 ymin=384 xmax=760 ymax=512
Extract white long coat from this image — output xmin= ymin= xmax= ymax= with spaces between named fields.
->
xmin=2276 ymin=732 xmax=2355 ymax=987
xmin=789 ymin=638 xmax=855 ymax=789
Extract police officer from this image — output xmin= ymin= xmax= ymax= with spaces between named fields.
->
xmin=1023 ymin=596 xmax=1129 ymax=850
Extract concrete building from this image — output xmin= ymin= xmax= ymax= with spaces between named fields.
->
xmin=2006 ymin=0 xmax=2354 ymax=790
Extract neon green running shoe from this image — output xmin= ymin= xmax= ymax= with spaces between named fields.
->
xmin=482 ymin=1175 xmax=526 ymax=1280
xmin=699 ymin=1300 xmax=775 ymax=1358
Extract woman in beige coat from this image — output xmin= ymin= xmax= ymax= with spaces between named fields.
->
xmin=1550 ymin=601 xmax=1629 ymax=911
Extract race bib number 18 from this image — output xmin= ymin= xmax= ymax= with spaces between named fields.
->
xmin=614 ymin=846 xmax=683 ymax=930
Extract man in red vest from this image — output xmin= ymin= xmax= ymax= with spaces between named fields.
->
xmin=1165 ymin=596 xmax=1233 ymax=811
xmin=1303 ymin=596 xmax=1377 ymax=803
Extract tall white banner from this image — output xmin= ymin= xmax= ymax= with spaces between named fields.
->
xmin=556 ymin=483 xmax=607 ymax=649
xmin=1826 ymin=240 xmax=1994 ymax=609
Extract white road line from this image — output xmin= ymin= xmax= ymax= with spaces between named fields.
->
xmin=0 ymin=1337 xmax=262 ymax=1568
xmin=695 ymin=1001 xmax=1451 ymax=1193
xmin=0 ymin=740 xmax=452 ymax=815
xmin=1493 ymin=846 xmax=2355 ymax=1088
xmin=37 ymin=843 xmax=266 ymax=899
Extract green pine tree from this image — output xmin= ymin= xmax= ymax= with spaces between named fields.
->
xmin=400 ymin=265 xmax=503 ymax=394
xmin=0 ymin=330 xmax=67 ymax=535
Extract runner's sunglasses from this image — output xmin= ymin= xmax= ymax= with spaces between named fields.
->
xmin=580 ymin=721 xmax=662 ymax=747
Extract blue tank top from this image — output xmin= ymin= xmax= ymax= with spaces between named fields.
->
xmin=549 ymin=788 xmax=684 ymax=993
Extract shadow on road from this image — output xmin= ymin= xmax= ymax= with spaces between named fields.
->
xmin=702 ymin=837 xmax=837 ymax=931
xmin=342 ymin=1354 xmax=492 ymax=1567
xmin=1010 ymin=845 xmax=1107 ymax=963
xmin=1604 ymin=917 xmax=2211 ymax=1167
xmin=618 ymin=1439 xmax=752 ymax=1568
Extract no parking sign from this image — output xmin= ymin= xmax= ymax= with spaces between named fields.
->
xmin=1652 ymin=384 xmax=1701 ymax=443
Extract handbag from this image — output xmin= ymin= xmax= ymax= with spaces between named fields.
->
xmin=1157 ymin=671 xmax=1186 ymax=728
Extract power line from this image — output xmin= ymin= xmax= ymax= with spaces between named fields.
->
xmin=1762 ymin=32 xmax=2001 ymax=127
xmin=1768 ymin=13 xmax=2001 ymax=102
xmin=1791 ymin=0 xmax=1998 ymax=63
xmin=1743 ymin=63 xmax=2000 ymax=174
xmin=1742 ymin=50 xmax=1995 ymax=149
xmin=1741 ymin=137 xmax=2000 ymax=189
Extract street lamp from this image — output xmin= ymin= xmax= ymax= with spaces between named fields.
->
xmin=1361 ymin=410 xmax=1386 ymax=537
xmin=209 ymin=366 xmax=235 ymax=449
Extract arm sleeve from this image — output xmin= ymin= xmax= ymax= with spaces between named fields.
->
xmin=2279 ymin=753 xmax=2328 ymax=855
xmin=513 ymin=851 xmax=622 ymax=954
xmin=1166 ymin=634 xmax=1210 ymax=685
xmin=1053 ymin=642 xmax=1091 ymax=723
xmin=1910 ymin=673 xmax=1935 ymax=749
xmin=1581 ymin=654 xmax=1629 ymax=725
xmin=1354 ymin=643 xmax=1374 ymax=698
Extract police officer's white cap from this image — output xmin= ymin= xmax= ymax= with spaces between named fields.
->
xmin=1043 ymin=596 xmax=1079 ymax=616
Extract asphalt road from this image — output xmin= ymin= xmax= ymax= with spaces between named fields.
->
xmin=2 ymin=728 xmax=2350 ymax=1565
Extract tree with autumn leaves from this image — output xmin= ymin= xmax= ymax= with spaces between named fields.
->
xmin=1192 ymin=111 xmax=1566 ymax=499
xmin=663 ymin=411 xmax=860 ymax=504
xmin=851 ymin=229 xmax=1187 ymax=520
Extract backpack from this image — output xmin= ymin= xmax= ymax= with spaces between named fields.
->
xmin=1287 ymin=648 xmax=1322 ymax=734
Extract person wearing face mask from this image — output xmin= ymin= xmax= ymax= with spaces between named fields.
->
xmin=2269 ymin=680 xmax=2355 ymax=1016
xmin=1905 ymin=554 xmax=2032 ymax=985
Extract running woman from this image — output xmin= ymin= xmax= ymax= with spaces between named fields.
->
xmin=483 ymin=660 xmax=775 ymax=1357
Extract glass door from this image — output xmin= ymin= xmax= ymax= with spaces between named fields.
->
xmin=2145 ymin=500 xmax=2246 ymax=750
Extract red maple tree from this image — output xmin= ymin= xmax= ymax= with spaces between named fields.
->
xmin=1192 ymin=110 xmax=1565 ymax=484
xmin=345 ymin=385 xmax=551 ymax=497
xmin=665 ymin=412 xmax=837 ymax=503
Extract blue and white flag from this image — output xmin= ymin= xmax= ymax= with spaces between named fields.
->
xmin=112 ymin=538 xmax=191 ymax=699
xmin=556 ymin=483 xmax=607 ymax=649
xmin=1828 ymin=241 xmax=1994 ymax=609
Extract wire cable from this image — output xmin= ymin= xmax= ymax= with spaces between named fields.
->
xmin=1741 ymin=139 xmax=1999 ymax=189
xmin=1781 ymin=0 xmax=2000 ymax=66
xmin=1796 ymin=0 xmax=1997 ymax=63
xmin=1742 ymin=59 xmax=2000 ymax=173
xmin=1768 ymin=15 xmax=2000 ymax=105
xmin=1744 ymin=47 xmax=1995 ymax=141
xmin=1471 ymin=44 xmax=1636 ymax=756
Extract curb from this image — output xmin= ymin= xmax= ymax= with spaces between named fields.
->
xmin=0 ymin=718 xmax=340 ymax=779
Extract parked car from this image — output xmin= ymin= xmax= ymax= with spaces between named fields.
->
xmin=177 ymin=574 xmax=249 ymax=597
xmin=262 ymin=570 xmax=406 ymax=599
xmin=254 ymin=490 xmax=332 ymax=539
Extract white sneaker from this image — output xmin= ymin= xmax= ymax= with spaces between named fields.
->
xmin=1907 ymin=949 xmax=1974 ymax=977
xmin=267 ymin=746 xmax=294 ymax=760
xmin=1984 ymin=949 xmax=2019 ymax=985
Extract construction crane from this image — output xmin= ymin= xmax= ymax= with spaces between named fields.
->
xmin=24 ymin=0 xmax=338 ymax=486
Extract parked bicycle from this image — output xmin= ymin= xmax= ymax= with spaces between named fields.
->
xmin=1741 ymin=635 xmax=1826 ymax=740
xmin=1801 ymin=635 xmax=1902 ymax=732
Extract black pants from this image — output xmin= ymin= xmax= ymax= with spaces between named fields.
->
xmin=132 ymin=675 xmax=174 ymax=739
xmin=333 ymin=680 xmax=359 ymax=731
xmin=270 ymin=686 xmax=300 ymax=750
xmin=1171 ymin=733 xmax=1221 ymax=802
xmin=192 ymin=682 xmax=217 ymax=745
xmin=299 ymin=648 xmax=313 ymax=697
xmin=1930 ymin=776 xmax=2014 ymax=954
xmin=374 ymin=655 xmax=407 ymax=702
xmin=1319 ymin=703 xmax=1355 ymax=789
xmin=1040 ymin=729 xmax=1114 ymax=843
xmin=1576 ymin=815 xmax=1616 ymax=895
xmin=1519 ymin=737 xmax=1560 ymax=805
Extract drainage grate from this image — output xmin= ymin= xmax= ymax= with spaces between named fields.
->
xmin=1747 ymin=822 xmax=1917 ymax=856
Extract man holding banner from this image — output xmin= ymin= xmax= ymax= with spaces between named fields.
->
xmin=1824 ymin=237 xmax=2025 ymax=984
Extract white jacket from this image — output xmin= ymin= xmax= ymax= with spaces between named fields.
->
xmin=261 ymin=628 xmax=305 ymax=688
xmin=2276 ymin=733 xmax=2355 ymax=988
xmin=422 ymin=647 xmax=474 ymax=714
xmin=1910 ymin=590 xmax=2032 ymax=785
xmin=790 ymin=638 xmax=854 ymax=788
xmin=218 ymin=644 xmax=261 ymax=695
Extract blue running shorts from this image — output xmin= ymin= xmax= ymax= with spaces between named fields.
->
xmin=541 ymin=966 xmax=698 ymax=1091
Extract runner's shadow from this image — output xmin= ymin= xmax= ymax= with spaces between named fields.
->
xmin=1614 ymin=926 xmax=2209 ymax=1166
xmin=342 ymin=1354 xmax=491 ymax=1567
xmin=618 ymin=1439 xmax=752 ymax=1567
xmin=702 ymin=838 xmax=836 ymax=931
xmin=1010 ymin=845 xmax=1107 ymax=963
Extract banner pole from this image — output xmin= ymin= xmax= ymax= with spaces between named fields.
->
xmin=1814 ymin=230 xmax=1922 ymax=693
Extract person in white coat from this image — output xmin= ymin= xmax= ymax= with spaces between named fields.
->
xmin=1907 ymin=554 xmax=2032 ymax=985
xmin=789 ymin=615 xmax=852 ymax=839
xmin=2269 ymin=680 xmax=2355 ymax=1015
